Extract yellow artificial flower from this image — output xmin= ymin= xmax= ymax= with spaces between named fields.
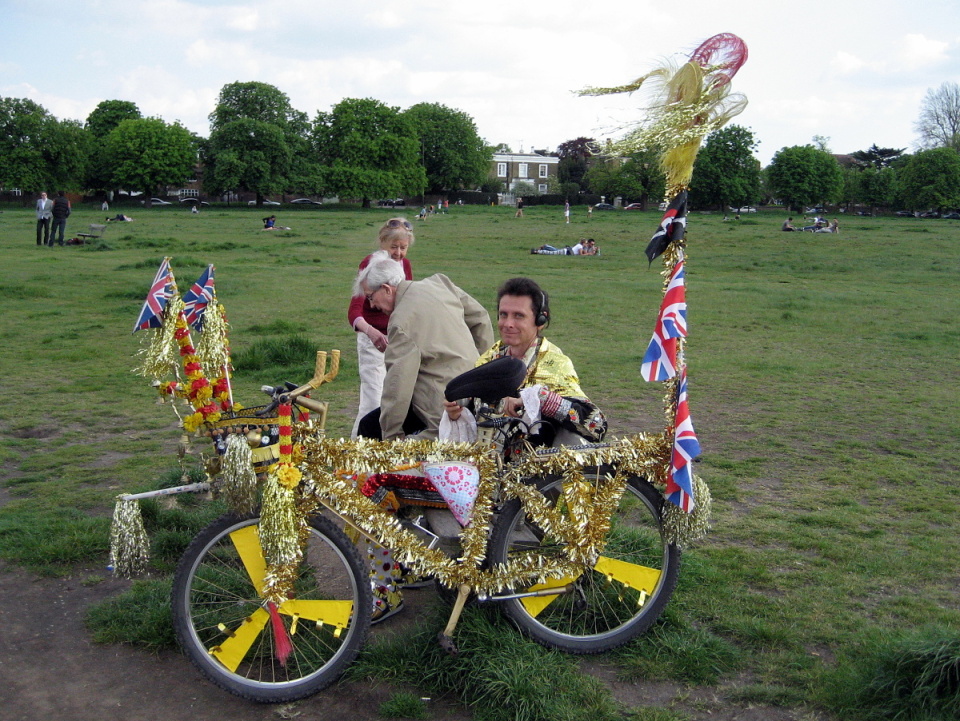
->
xmin=276 ymin=463 xmax=302 ymax=490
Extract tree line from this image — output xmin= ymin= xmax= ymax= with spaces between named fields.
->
xmin=3 ymin=79 xmax=960 ymax=211
xmin=0 ymin=82 xmax=491 ymax=207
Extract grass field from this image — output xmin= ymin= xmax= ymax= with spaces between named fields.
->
xmin=1 ymin=201 xmax=958 ymax=720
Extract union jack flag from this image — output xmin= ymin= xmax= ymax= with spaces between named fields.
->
xmin=645 ymin=190 xmax=687 ymax=264
xmin=182 ymin=265 xmax=215 ymax=331
xmin=665 ymin=368 xmax=700 ymax=512
xmin=132 ymin=258 xmax=175 ymax=333
xmin=640 ymin=256 xmax=687 ymax=381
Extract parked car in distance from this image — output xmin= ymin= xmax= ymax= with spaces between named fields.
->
xmin=920 ymin=211 xmax=940 ymax=218
xmin=178 ymin=198 xmax=209 ymax=206
xmin=141 ymin=197 xmax=172 ymax=205
xmin=290 ymin=198 xmax=323 ymax=205
xmin=942 ymin=212 xmax=960 ymax=219
xmin=894 ymin=210 xmax=914 ymax=217
xmin=736 ymin=206 xmax=757 ymax=213
xmin=248 ymin=199 xmax=281 ymax=206
xmin=804 ymin=206 xmax=826 ymax=214
xmin=624 ymin=203 xmax=644 ymax=210
xmin=377 ymin=198 xmax=405 ymax=207
xmin=593 ymin=202 xmax=615 ymax=210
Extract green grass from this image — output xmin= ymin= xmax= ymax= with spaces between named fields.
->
xmin=379 ymin=691 xmax=429 ymax=719
xmin=350 ymin=604 xmax=621 ymax=721
xmin=2 ymin=203 xmax=960 ymax=718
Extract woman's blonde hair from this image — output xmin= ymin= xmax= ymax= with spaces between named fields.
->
xmin=377 ymin=217 xmax=415 ymax=248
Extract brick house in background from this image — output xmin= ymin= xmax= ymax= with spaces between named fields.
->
xmin=490 ymin=151 xmax=559 ymax=194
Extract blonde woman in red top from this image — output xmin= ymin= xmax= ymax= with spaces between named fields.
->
xmin=347 ymin=218 xmax=415 ymax=437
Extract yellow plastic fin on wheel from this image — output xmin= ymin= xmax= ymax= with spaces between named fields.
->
xmin=279 ymin=599 xmax=354 ymax=630
xmin=594 ymin=556 xmax=661 ymax=598
xmin=520 ymin=575 xmax=579 ymax=617
xmin=229 ymin=524 xmax=267 ymax=597
xmin=209 ymin=607 xmax=270 ymax=673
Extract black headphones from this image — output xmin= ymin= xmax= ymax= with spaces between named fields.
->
xmin=535 ymin=291 xmax=549 ymax=327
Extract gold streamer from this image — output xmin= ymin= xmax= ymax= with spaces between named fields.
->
xmin=194 ymin=299 xmax=231 ymax=374
xmin=661 ymin=474 xmax=712 ymax=547
xmin=217 ymin=434 xmax=258 ymax=515
xmin=259 ymin=472 xmax=303 ymax=604
xmin=133 ymin=296 xmax=185 ymax=380
xmin=108 ymin=497 xmax=150 ymax=578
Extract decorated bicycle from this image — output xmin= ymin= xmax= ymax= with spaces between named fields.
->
xmin=110 ymin=34 xmax=747 ymax=703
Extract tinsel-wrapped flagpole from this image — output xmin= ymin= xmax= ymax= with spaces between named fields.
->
xmin=581 ymin=33 xmax=748 ymax=515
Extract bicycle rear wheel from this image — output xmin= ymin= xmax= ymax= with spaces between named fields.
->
xmin=171 ymin=513 xmax=370 ymax=702
xmin=489 ymin=473 xmax=679 ymax=653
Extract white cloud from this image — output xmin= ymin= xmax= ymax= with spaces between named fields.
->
xmin=831 ymin=51 xmax=869 ymax=75
xmin=898 ymin=33 xmax=950 ymax=70
xmin=226 ymin=9 xmax=262 ymax=32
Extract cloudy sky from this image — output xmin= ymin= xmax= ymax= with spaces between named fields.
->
xmin=3 ymin=0 xmax=958 ymax=165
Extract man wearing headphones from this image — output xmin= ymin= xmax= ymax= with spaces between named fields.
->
xmin=444 ymin=277 xmax=607 ymax=446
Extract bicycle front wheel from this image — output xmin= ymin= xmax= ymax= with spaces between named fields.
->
xmin=171 ymin=513 xmax=371 ymax=702
xmin=489 ymin=474 xmax=679 ymax=653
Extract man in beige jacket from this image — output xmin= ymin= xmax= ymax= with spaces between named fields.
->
xmin=354 ymin=254 xmax=493 ymax=440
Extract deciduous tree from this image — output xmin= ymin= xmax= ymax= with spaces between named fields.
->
xmin=556 ymin=137 xmax=596 ymax=188
xmin=0 ymin=98 xmax=89 ymax=194
xmin=897 ymin=147 xmax=960 ymax=211
xmin=86 ymin=100 xmax=141 ymax=139
xmin=766 ymin=145 xmax=843 ymax=211
xmin=312 ymin=98 xmax=426 ymax=207
xmin=915 ymin=82 xmax=960 ymax=151
xmin=204 ymin=82 xmax=310 ymax=204
xmin=104 ymin=118 xmax=196 ymax=202
xmin=689 ymin=125 xmax=760 ymax=210
xmin=86 ymin=100 xmax=141 ymax=193
xmin=404 ymin=102 xmax=488 ymax=193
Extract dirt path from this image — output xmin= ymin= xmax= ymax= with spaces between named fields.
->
xmin=0 ymin=560 xmax=816 ymax=721
xmin=0 ymin=562 xmax=469 ymax=721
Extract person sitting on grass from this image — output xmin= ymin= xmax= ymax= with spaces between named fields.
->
xmin=816 ymin=218 xmax=840 ymax=234
xmin=262 ymin=215 xmax=290 ymax=230
xmin=782 ymin=217 xmax=796 ymax=231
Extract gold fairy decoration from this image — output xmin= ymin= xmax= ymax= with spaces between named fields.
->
xmin=580 ymin=33 xmax=748 ymax=196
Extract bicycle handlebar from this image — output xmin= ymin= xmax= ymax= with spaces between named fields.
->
xmin=286 ymin=350 xmax=340 ymax=399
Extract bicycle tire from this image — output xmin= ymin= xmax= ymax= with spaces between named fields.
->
xmin=171 ymin=513 xmax=371 ymax=702
xmin=489 ymin=473 xmax=679 ymax=653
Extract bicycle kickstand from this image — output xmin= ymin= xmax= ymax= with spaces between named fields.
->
xmin=437 ymin=584 xmax=471 ymax=656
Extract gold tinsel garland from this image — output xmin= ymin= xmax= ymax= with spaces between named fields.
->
xmin=108 ymin=498 xmax=150 ymax=578
xmin=218 ymin=434 xmax=259 ymax=515
xmin=661 ymin=474 xmax=712 ymax=547
xmin=290 ymin=434 xmax=697 ymax=597
xmin=133 ymin=295 xmax=185 ymax=380
xmin=194 ymin=299 xmax=230 ymax=373
xmin=259 ymin=472 xmax=303 ymax=603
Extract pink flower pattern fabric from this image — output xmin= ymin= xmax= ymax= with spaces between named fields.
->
xmin=422 ymin=462 xmax=480 ymax=526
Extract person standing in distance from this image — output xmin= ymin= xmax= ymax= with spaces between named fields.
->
xmin=50 ymin=191 xmax=71 ymax=246
xmin=36 ymin=192 xmax=52 ymax=246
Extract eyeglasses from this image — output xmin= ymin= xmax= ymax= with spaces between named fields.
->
xmin=386 ymin=218 xmax=413 ymax=230
xmin=365 ymin=286 xmax=380 ymax=303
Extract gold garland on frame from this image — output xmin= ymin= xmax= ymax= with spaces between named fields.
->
xmin=277 ymin=434 xmax=711 ymax=600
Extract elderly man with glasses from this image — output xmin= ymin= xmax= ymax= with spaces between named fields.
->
xmin=353 ymin=254 xmax=492 ymax=441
